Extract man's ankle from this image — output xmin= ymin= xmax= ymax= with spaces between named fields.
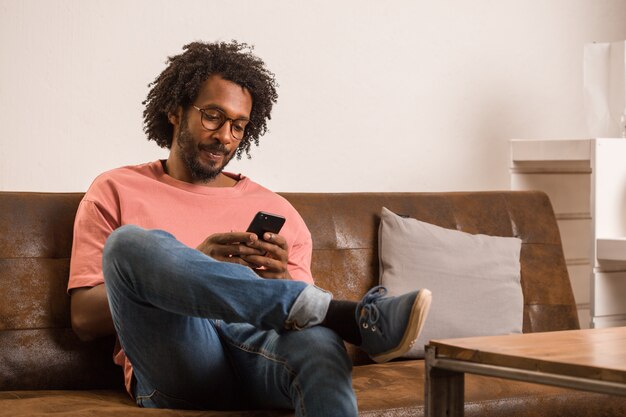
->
xmin=323 ymin=300 xmax=362 ymax=345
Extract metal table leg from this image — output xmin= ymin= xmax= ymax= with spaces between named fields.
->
xmin=425 ymin=344 xmax=465 ymax=417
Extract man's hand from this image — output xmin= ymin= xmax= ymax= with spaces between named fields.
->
xmin=242 ymin=232 xmax=292 ymax=279
xmin=196 ymin=232 xmax=264 ymax=266
xmin=196 ymin=232 xmax=292 ymax=279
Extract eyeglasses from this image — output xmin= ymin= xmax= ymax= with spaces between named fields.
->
xmin=192 ymin=106 xmax=252 ymax=141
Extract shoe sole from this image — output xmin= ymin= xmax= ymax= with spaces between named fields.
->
xmin=370 ymin=289 xmax=432 ymax=363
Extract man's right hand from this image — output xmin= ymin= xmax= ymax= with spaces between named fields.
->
xmin=196 ymin=232 xmax=265 ymax=265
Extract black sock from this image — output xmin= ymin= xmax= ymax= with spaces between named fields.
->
xmin=322 ymin=300 xmax=362 ymax=346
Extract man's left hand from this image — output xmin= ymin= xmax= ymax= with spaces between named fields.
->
xmin=242 ymin=232 xmax=292 ymax=279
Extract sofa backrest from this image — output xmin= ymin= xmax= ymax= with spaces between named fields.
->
xmin=0 ymin=191 xmax=579 ymax=391
xmin=0 ymin=192 xmax=122 ymax=391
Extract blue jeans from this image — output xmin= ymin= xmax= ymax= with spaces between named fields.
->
xmin=102 ymin=225 xmax=357 ymax=416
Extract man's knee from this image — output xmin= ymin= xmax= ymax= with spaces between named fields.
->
xmin=104 ymin=225 xmax=145 ymax=260
xmin=102 ymin=225 xmax=156 ymax=284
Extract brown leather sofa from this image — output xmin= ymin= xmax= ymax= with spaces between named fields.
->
xmin=1 ymin=190 xmax=625 ymax=417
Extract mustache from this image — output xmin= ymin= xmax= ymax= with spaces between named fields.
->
xmin=198 ymin=143 xmax=229 ymax=154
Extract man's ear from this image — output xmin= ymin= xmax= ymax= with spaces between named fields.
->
xmin=167 ymin=106 xmax=183 ymax=126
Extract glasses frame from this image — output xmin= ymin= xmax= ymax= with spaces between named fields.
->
xmin=192 ymin=105 xmax=252 ymax=141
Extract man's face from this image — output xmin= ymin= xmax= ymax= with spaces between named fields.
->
xmin=170 ymin=74 xmax=253 ymax=183
xmin=175 ymin=114 xmax=236 ymax=183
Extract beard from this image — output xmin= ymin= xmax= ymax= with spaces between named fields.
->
xmin=176 ymin=118 xmax=236 ymax=183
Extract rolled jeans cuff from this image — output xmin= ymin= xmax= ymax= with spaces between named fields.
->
xmin=284 ymin=285 xmax=332 ymax=330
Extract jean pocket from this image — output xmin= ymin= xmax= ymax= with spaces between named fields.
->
xmin=136 ymin=389 xmax=199 ymax=410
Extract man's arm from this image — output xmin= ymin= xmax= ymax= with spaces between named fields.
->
xmin=70 ymin=284 xmax=116 ymax=341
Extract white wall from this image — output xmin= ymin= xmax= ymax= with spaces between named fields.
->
xmin=1 ymin=0 xmax=625 ymax=192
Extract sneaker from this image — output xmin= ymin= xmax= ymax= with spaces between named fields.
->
xmin=357 ymin=285 xmax=432 ymax=363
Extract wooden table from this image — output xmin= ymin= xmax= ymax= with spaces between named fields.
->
xmin=425 ymin=327 xmax=626 ymax=417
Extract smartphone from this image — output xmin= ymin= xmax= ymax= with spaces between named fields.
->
xmin=246 ymin=211 xmax=286 ymax=237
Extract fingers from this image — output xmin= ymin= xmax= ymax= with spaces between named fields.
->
xmin=241 ymin=232 xmax=291 ymax=279
xmin=224 ymin=254 xmax=255 ymax=267
xmin=242 ymin=253 xmax=283 ymax=269
xmin=243 ymin=254 xmax=291 ymax=280
xmin=211 ymin=232 xmax=257 ymax=245
xmin=216 ymin=245 xmax=261 ymax=260
xmin=262 ymin=232 xmax=287 ymax=249
xmin=245 ymin=232 xmax=287 ymax=252
xmin=196 ymin=232 xmax=263 ymax=262
xmin=255 ymin=267 xmax=292 ymax=280
xmin=196 ymin=231 xmax=290 ymax=278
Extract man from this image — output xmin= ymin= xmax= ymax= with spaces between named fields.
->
xmin=68 ymin=41 xmax=431 ymax=416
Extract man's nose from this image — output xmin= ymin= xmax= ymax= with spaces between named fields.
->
xmin=212 ymin=121 xmax=234 ymax=145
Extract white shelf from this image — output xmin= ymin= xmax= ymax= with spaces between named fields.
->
xmin=597 ymin=238 xmax=626 ymax=261
xmin=510 ymin=138 xmax=626 ymax=329
xmin=511 ymin=139 xmax=592 ymax=161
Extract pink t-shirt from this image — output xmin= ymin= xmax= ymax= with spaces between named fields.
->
xmin=68 ymin=160 xmax=313 ymax=394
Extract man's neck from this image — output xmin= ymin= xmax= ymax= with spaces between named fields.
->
xmin=162 ymin=159 xmax=238 ymax=188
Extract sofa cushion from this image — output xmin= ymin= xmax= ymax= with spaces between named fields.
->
xmin=378 ymin=207 xmax=523 ymax=357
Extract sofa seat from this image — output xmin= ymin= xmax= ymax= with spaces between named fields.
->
xmin=2 ymin=360 xmax=625 ymax=417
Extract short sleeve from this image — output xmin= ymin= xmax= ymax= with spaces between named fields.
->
xmin=67 ymin=199 xmax=119 ymax=291
xmin=287 ymin=226 xmax=314 ymax=284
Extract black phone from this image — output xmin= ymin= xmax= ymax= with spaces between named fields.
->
xmin=246 ymin=211 xmax=286 ymax=237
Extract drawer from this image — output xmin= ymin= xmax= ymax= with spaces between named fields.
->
xmin=592 ymin=315 xmax=626 ymax=328
xmin=511 ymin=173 xmax=590 ymax=215
xmin=577 ymin=308 xmax=591 ymax=329
xmin=593 ymin=271 xmax=626 ymax=316
xmin=567 ymin=263 xmax=591 ymax=305
xmin=557 ymin=218 xmax=592 ymax=261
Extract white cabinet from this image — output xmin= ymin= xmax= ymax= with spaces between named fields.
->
xmin=510 ymin=139 xmax=626 ymax=329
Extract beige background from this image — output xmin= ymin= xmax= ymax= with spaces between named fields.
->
xmin=1 ymin=0 xmax=625 ymax=192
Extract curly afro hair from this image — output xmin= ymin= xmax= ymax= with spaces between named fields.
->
xmin=143 ymin=41 xmax=278 ymax=159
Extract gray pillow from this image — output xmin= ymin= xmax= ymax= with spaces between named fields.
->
xmin=379 ymin=207 xmax=523 ymax=358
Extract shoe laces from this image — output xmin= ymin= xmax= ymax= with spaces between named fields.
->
xmin=360 ymin=286 xmax=387 ymax=332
